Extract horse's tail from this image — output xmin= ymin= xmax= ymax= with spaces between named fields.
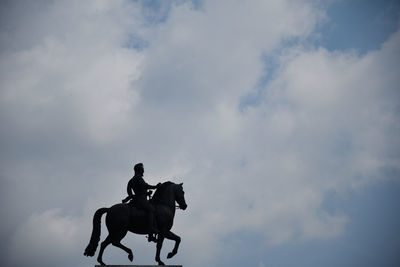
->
xmin=84 ymin=207 xmax=108 ymax=257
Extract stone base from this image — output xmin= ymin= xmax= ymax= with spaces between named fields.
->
xmin=95 ymin=265 xmax=182 ymax=267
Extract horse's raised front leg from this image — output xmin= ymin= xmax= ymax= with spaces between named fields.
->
xmin=165 ymin=231 xmax=181 ymax=259
xmin=155 ymin=234 xmax=165 ymax=265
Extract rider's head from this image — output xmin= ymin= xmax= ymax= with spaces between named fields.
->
xmin=134 ymin=163 xmax=144 ymax=176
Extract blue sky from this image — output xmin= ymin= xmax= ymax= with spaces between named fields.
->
xmin=318 ymin=0 xmax=400 ymax=53
xmin=0 ymin=1 xmax=399 ymax=267
xmin=217 ymin=181 xmax=400 ymax=267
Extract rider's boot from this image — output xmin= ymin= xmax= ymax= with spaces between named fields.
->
xmin=147 ymin=234 xmax=158 ymax=243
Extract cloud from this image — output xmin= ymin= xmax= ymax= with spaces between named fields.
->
xmin=0 ymin=1 xmax=399 ymax=267
xmin=7 ymin=209 xmax=86 ymax=267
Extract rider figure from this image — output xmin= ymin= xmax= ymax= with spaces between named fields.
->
xmin=122 ymin=163 xmax=161 ymax=234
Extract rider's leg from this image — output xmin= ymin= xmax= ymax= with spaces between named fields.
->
xmin=147 ymin=205 xmax=159 ymax=233
xmin=136 ymin=197 xmax=158 ymax=233
xmin=141 ymin=201 xmax=158 ymax=233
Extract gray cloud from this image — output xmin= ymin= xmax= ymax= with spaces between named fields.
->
xmin=0 ymin=1 xmax=399 ymax=266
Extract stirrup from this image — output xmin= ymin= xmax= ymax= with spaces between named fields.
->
xmin=147 ymin=234 xmax=158 ymax=243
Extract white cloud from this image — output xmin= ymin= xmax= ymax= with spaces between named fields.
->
xmin=0 ymin=1 xmax=143 ymax=146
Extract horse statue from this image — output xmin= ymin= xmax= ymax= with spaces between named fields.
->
xmin=84 ymin=181 xmax=187 ymax=265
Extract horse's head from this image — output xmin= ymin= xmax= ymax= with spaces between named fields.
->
xmin=175 ymin=183 xmax=187 ymax=210
xmin=153 ymin=181 xmax=187 ymax=210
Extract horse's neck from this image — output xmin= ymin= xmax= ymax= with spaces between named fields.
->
xmin=156 ymin=185 xmax=176 ymax=209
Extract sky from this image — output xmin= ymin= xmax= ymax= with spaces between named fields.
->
xmin=0 ymin=0 xmax=399 ymax=266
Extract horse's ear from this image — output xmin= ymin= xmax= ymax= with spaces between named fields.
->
xmin=179 ymin=183 xmax=183 ymax=186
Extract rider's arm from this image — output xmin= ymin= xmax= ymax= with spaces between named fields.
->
xmin=147 ymin=184 xmax=157 ymax=190
xmin=122 ymin=179 xmax=134 ymax=203
xmin=127 ymin=179 xmax=134 ymax=197
xmin=147 ymin=182 xmax=161 ymax=190
xmin=138 ymin=177 xmax=159 ymax=190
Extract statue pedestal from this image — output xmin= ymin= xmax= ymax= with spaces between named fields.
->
xmin=95 ymin=266 xmax=182 ymax=267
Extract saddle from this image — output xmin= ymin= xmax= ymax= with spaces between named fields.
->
xmin=124 ymin=191 xmax=158 ymax=242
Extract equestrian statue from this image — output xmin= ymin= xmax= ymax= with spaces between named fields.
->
xmin=84 ymin=163 xmax=187 ymax=265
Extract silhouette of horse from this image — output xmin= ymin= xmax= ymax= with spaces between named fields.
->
xmin=84 ymin=181 xmax=187 ymax=265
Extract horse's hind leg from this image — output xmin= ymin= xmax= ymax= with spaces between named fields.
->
xmin=165 ymin=231 xmax=181 ymax=259
xmin=111 ymin=230 xmax=134 ymax=262
xmin=97 ymin=235 xmax=111 ymax=265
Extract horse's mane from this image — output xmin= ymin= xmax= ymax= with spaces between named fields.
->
xmin=152 ymin=181 xmax=174 ymax=203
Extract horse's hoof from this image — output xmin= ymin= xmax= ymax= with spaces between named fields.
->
xmin=97 ymin=260 xmax=106 ymax=266
xmin=128 ymin=253 xmax=134 ymax=262
xmin=167 ymin=252 xmax=175 ymax=259
xmin=158 ymin=261 xmax=165 ymax=266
